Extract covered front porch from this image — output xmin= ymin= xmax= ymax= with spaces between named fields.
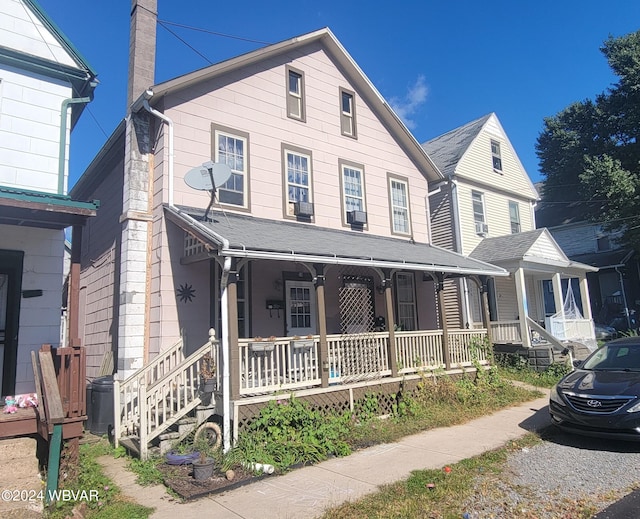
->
xmin=469 ymin=229 xmax=599 ymax=351
xmin=162 ymin=206 xmax=507 ymax=445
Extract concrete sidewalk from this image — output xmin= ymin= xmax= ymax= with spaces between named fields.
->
xmin=99 ymin=392 xmax=551 ymax=519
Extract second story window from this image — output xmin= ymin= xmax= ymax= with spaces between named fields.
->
xmin=597 ymin=235 xmax=611 ymax=251
xmin=389 ymin=174 xmax=411 ymax=235
xmin=509 ymin=201 xmax=521 ymax=233
xmin=286 ymin=66 xmax=305 ymax=121
xmin=340 ymin=88 xmax=357 ymax=138
xmin=472 ymin=190 xmax=487 ymax=235
xmin=340 ymin=160 xmax=366 ymax=227
xmin=491 ymin=140 xmax=503 ymax=171
xmin=213 ymin=125 xmax=249 ymax=208
xmin=283 ymin=146 xmax=313 ymax=218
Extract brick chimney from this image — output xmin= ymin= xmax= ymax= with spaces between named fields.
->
xmin=127 ymin=0 xmax=157 ymax=107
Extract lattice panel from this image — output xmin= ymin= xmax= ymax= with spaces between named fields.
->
xmin=337 ymin=267 xmax=382 ymax=383
xmin=184 ymin=232 xmax=206 ymax=257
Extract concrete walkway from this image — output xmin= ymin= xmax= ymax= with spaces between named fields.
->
xmin=99 ymin=392 xmax=551 ymax=519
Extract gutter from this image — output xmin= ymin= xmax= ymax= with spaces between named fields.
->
xmin=133 ymin=90 xmax=232 ymax=452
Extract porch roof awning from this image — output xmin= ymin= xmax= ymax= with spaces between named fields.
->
xmin=470 ymin=228 xmax=598 ymax=274
xmin=0 ymin=186 xmax=100 ymax=229
xmin=570 ymin=249 xmax=634 ymax=270
xmin=165 ymin=205 xmax=508 ymax=277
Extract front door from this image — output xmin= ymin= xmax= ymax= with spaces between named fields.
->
xmin=285 ymin=280 xmax=316 ymax=336
xmin=0 ymin=250 xmax=23 ymax=396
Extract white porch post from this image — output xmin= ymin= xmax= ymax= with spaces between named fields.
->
xmin=514 ymin=267 xmax=531 ymax=348
xmin=552 ymin=273 xmax=564 ymax=318
xmin=579 ymin=275 xmax=593 ymax=321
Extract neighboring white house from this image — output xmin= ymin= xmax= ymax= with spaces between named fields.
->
xmin=0 ymin=0 xmax=98 ymax=395
xmin=536 ymin=194 xmax=640 ymax=331
xmin=424 ymin=113 xmax=597 ymax=348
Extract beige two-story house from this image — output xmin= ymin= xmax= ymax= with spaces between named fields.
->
xmin=424 ymin=113 xmax=597 ymax=351
xmin=71 ymin=25 xmax=506 ymax=455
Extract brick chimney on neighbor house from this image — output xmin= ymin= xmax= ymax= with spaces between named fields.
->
xmin=118 ymin=0 xmax=157 ymax=378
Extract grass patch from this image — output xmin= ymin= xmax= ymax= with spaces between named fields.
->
xmin=322 ymin=435 xmax=542 ymax=519
xmin=46 ymin=439 xmax=153 ymax=519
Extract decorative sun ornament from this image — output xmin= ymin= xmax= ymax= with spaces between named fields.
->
xmin=177 ymin=283 xmax=196 ymax=303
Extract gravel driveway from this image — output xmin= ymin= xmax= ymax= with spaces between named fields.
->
xmin=463 ymin=419 xmax=640 ymax=518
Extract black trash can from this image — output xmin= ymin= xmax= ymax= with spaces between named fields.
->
xmin=89 ymin=375 xmax=114 ymax=436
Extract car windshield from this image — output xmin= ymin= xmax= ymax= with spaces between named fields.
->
xmin=582 ymin=343 xmax=640 ymax=371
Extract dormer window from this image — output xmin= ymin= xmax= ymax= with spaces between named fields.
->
xmin=491 ymin=140 xmax=502 ymax=171
xmin=286 ymin=66 xmax=305 ymax=121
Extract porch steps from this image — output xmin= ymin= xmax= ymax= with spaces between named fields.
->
xmin=114 ymin=332 xmax=220 ymax=459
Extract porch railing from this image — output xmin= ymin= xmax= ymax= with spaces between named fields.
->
xmin=327 ymin=332 xmax=391 ymax=384
xmin=490 ymin=320 xmax=522 ymax=343
xmin=238 ymin=337 xmax=321 ymax=395
xmin=396 ymin=330 xmax=443 ymax=373
xmin=238 ymin=329 xmax=488 ymax=394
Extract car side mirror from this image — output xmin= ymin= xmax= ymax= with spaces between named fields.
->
xmin=572 ymin=360 xmax=583 ymax=368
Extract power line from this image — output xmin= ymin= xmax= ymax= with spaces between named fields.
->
xmin=158 ymin=21 xmax=214 ymax=65
xmin=157 ymin=19 xmax=273 ymax=46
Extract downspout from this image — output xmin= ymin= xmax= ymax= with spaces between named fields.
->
xmin=58 ymin=96 xmax=93 ymax=194
xmin=136 ymin=94 xmax=231 ymax=452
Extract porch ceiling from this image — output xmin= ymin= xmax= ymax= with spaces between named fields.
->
xmin=164 ymin=205 xmax=507 ymax=277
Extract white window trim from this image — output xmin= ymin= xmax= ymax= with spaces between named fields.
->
xmin=213 ymin=127 xmax=249 ymax=209
xmin=340 ymin=161 xmax=366 ymax=226
xmin=388 ymin=174 xmax=412 ymax=236
xmin=509 ymin=200 xmax=521 ymax=233
xmin=282 ymin=145 xmax=313 ymax=219
xmin=491 ymin=139 xmax=503 ymax=172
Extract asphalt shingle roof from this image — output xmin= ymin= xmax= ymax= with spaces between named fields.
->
xmin=167 ymin=205 xmax=506 ymax=276
xmin=469 ymin=229 xmax=547 ymax=263
xmin=421 ymin=114 xmax=492 ymax=176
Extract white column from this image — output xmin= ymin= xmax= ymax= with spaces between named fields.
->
xmin=514 ymin=268 xmax=531 ymax=348
xmin=579 ymin=275 xmax=593 ymax=321
xmin=552 ymin=273 xmax=564 ymax=318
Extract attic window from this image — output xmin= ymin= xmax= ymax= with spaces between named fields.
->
xmin=597 ymin=235 xmax=611 ymax=252
xmin=491 ymin=140 xmax=502 ymax=171
xmin=286 ymin=66 xmax=306 ymax=122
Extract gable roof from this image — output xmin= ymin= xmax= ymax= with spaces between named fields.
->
xmin=0 ymin=0 xmax=98 ymax=126
xmin=148 ymin=27 xmax=441 ymax=182
xmin=422 ymin=113 xmax=539 ymax=200
xmin=469 ymin=228 xmax=597 ymax=273
xmin=166 ymin=205 xmax=507 ymax=278
xmin=422 ymin=114 xmax=491 ymax=177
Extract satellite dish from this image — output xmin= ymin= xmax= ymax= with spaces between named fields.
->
xmin=184 ymin=161 xmax=232 ymax=191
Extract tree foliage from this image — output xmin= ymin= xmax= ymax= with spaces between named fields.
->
xmin=536 ymin=30 xmax=640 ymax=251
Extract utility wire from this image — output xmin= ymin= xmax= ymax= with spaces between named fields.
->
xmin=158 ymin=21 xmax=214 ymax=65
xmin=157 ymin=19 xmax=273 ymax=46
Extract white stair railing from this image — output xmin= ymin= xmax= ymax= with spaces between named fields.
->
xmin=113 ymin=337 xmax=185 ymax=446
xmin=138 ymin=337 xmax=217 ymax=459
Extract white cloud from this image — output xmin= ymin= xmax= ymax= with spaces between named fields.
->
xmin=389 ymin=75 xmax=428 ymax=130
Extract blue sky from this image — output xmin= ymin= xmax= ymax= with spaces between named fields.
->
xmin=39 ymin=0 xmax=640 ymax=188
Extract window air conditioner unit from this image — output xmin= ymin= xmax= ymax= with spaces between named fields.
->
xmin=347 ymin=210 xmax=367 ymax=225
xmin=294 ymin=201 xmax=314 ymax=217
xmin=475 ymin=222 xmax=489 ymax=235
